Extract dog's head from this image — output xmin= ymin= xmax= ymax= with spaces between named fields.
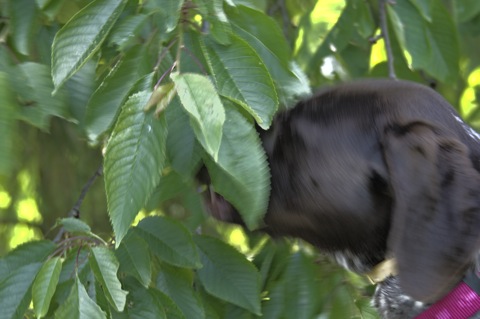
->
xmin=200 ymin=80 xmax=480 ymax=303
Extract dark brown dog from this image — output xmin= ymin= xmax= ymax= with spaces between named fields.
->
xmin=201 ymin=79 xmax=480 ymax=318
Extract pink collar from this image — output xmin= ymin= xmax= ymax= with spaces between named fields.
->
xmin=416 ymin=269 xmax=480 ymax=319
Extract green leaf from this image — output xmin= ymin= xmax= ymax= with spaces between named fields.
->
xmin=201 ymin=35 xmax=278 ymax=129
xmin=204 ymin=101 xmax=270 ymax=230
xmin=0 ymin=263 xmax=42 ymax=319
xmin=122 ymin=278 xmax=167 ymax=319
xmin=171 ymin=72 xmax=225 ymax=160
xmin=152 ymin=0 xmax=184 ymax=33
xmin=156 ymin=264 xmax=205 ymax=319
xmin=282 ymin=252 xmax=322 ymax=319
xmin=409 ymin=0 xmax=434 ymax=22
xmin=145 ymin=82 xmax=177 ymax=116
xmin=227 ymin=5 xmax=310 ymax=105
xmin=16 ymin=62 xmax=69 ymax=130
xmin=116 ymin=231 xmax=151 ymax=287
xmin=135 ymin=216 xmax=201 ymax=268
xmin=58 ymin=217 xmax=91 ymax=233
xmin=51 ymin=0 xmax=127 ymax=91
xmin=85 ymin=46 xmax=150 ymax=142
xmin=10 ymin=0 xmax=38 ymax=55
xmin=165 ymin=94 xmax=202 ymax=177
xmin=54 ymin=276 xmax=106 ymax=319
xmin=104 ymin=91 xmax=168 ymax=245
xmin=197 ymin=0 xmax=232 ymax=44
xmin=108 ymin=14 xmax=149 ymax=49
xmin=64 ymin=57 xmax=98 ymax=125
xmin=455 ymin=0 xmax=480 ymax=22
xmin=0 ymin=240 xmax=55 ymax=280
xmin=32 ymin=258 xmax=62 ymax=318
xmin=388 ymin=0 xmax=459 ymax=82
xmin=89 ymin=247 xmax=128 ymax=311
xmin=195 ymin=235 xmax=261 ymax=315
xmin=0 ymin=72 xmax=18 ymax=176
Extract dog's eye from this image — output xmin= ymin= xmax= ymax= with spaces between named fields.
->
xmin=369 ymin=169 xmax=389 ymax=196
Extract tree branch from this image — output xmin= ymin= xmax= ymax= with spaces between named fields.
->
xmin=54 ymin=164 xmax=103 ymax=242
xmin=379 ymin=0 xmax=396 ymax=79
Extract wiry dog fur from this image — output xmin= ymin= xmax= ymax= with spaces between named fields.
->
xmin=201 ymin=80 xmax=480 ymax=318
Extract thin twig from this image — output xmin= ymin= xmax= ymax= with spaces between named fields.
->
xmin=154 ymin=39 xmax=178 ymax=72
xmin=154 ymin=61 xmax=177 ymax=90
xmin=53 ymin=165 xmax=103 ymax=242
xmin=379 ymin=0 xmax=396 ymax=79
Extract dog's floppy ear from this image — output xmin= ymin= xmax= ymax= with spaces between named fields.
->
xmin=383 ymin=122 xmax=480 ymax=302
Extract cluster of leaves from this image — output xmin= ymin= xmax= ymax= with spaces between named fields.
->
xmin=1 ymin=0 xmax=480 ymax=318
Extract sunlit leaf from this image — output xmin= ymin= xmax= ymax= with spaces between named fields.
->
xmin=104 ymin=91 xmax=168 ymax=245
xmin=54 ymin=276 xmax=106 ymax=319
xmin=89 ymin=247 xmax=127 ymax=311
xmin=171 ymin=72 xmax=225 ymax=161
xmin=195 ymin=235 xmax=261 ymax=315
xmin=136 ymin=216 xmax=201 ymax=268
xmin=32 ymin=257 xmax=62 ymax=318
xmin=204 ymin=100 xmax=270 ymax=230
xmin=388 ymin=0 xmax=459 ymax=82
xmin=197 ymin=0 xmax=232 ymax=44
xmin=51 ymin=0 xmax=127 ymax=91
xmin=201 ymin=35 xmax=278 ymax=129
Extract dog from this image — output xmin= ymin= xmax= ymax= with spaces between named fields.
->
xmin=200 ymin=79 xmax=480 ymax=318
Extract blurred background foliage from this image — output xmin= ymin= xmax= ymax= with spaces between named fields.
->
xmin=1 ymin=0 xmax=480 ymax=317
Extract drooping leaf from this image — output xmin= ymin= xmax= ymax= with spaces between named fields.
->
xmin=58 ymin=217 xmax=91 ymax=233
xmin=54 ymin=276 xmax=107 ymax=319
xmin=16 ymin=62 xmax=69 ymax=130
xmin=227 ymin=5 xmax=310 ymax=105
xmin=104 ymin=91 xmax=168 ymax=245
xmin=10 ymin=0 xmax=38 ymax=56
xmin=116 ymin=231 xmax=151 ymax=287
xmin=85 ymin=46 xmax=150 ymax=142
xmin=165 ymin=97 xmax=202 ymax=176
xmin=51 ymin=0 xmax=128 ymax=91
xmin=0 ymin=72 xmax=18 ymax=176
xmin=171 ymin=72 xmax=225 ymax=161
xmin=0 ymin=240 xmax=55 ymax=280
xmin=89 ymin=247 xmax=128 ymax=312
xmin=204 ymin=100 xmax=270 ymax=230
xmin=135 ymin=216 xmax=201 ymax=268
xmin=64 ymin=58 xmax=98 ymax=125
xmin=156 ymin=264 xmax=205 ymax=319
xmin=201 ymin=35 xmax=278 ymax=129
xmin=0 ymin=263 xmax=42 ymax=319
xmin=281 ymin=252 xmax=322 ymax=319
xmin=195 ymin=235 xmax=261 ymax=315
xmin=32 ymin=257 xmax=62 ymax=318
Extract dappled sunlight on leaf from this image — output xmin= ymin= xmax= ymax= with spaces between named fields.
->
xmin=16 ymin=199 xmax=42 ymax=223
